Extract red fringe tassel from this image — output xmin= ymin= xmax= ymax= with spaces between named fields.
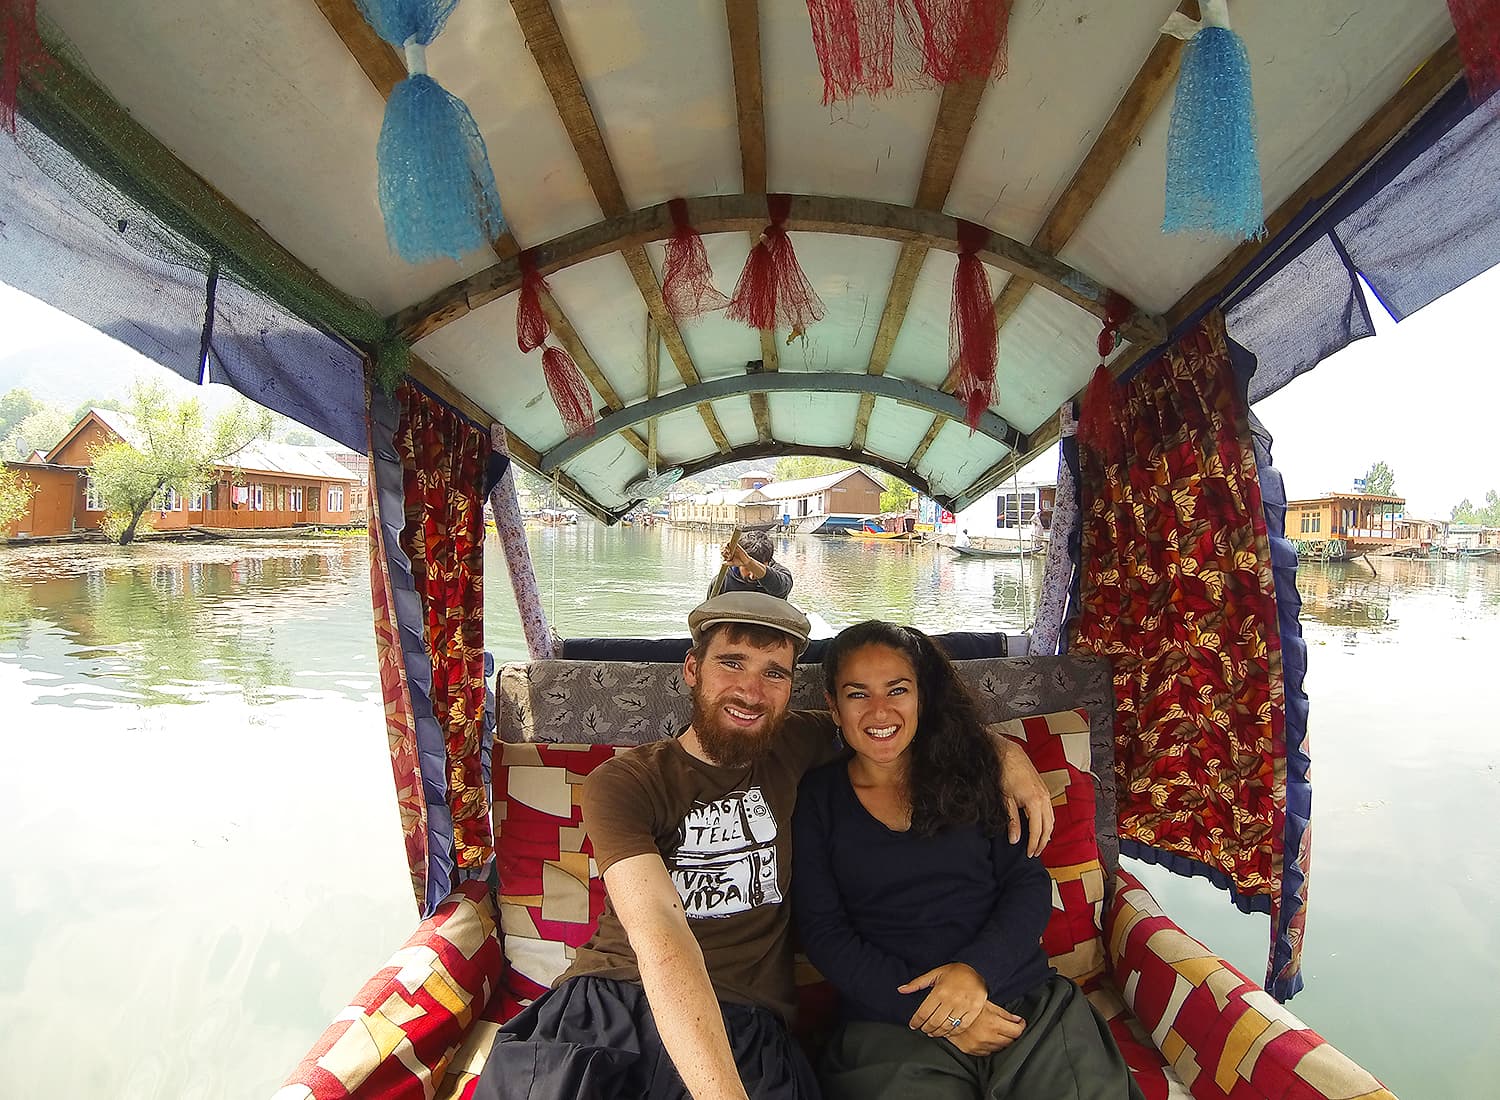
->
xmin=1076 ymin=365 xmax=1122 ymax=465
xmin=1448 ymin=0 xmax=1500 ymax=102
xmin=1 ymin=0 xmax=49 ymax=134
xmin=726 ymin=194 xmax=826 ymax=333
xmin=950 ymin=219 xmax=998 ymax=433
xmin=516 ymin=252 xmax=551 ymax=354
xmin=662 ymin=198 xmax=729 ymax=323
xmin=541 ymin=345 xmax=595 ymax=439
xmin=805 ymin=0 xmax=1011 ymax=104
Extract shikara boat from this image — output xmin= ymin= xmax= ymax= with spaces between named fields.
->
xmin=5 ymin=3 xmax=1496 ymax=1098
xmin=948 ymin=541 xmax=1037 ymax=559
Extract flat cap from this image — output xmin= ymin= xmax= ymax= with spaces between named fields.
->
xmin=688 ymin=591 xmax=811 ymax=655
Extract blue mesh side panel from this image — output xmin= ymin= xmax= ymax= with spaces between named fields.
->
xmin=209 ymin=277 xmax=368 ymax=453
xmin=1229 ymin=234 xmax=1375 ymax=405
xmin=0 ymin=119 xmax=208 ymax=383
xmin=1337 ymin=97 xmax=1500 ymax=322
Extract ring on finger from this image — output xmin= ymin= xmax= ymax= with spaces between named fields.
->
xmin=945 ymin=1014 xmax=964 ymax=1028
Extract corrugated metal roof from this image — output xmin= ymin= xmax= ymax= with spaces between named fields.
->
xmin=225 ymin=442 xmax=357 ymax=481
xmin=758 ymin=469 xmax=883 ymax=499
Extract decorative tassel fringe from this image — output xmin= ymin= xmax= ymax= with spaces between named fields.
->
xmin=1448 ymin=0 xmax=1500 ymax=102
xmin=727 ymin=194 xmax=825 ymax=333
xmin=1162 ymin=3 xmax=1264 ymax=241
xmin=355 ymin=0 xmax=507 ymax=262
xmin=662 ymin=198 xmax=729 ymax=322
xmin=541 ymin=345 xmax=596 ymax=439
xmin=1076 ymin=365 xmax=1122 ymax=464
xmin=950 ymin=219 xmax=998 ymax=433
xmin=1 ymin=0 xmax=49 ymax=134
xmin=517 ymin=253 xmax=551 ymax=354
xmin=805 ymin=0 xmax=1010 ymax=104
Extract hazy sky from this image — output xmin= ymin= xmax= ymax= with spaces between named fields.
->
xmin=4 ymin=265 xmax=1499 ymax=518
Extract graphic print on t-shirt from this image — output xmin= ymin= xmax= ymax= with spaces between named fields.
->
xmin=669 ymin=787 xmax=781 ymax=918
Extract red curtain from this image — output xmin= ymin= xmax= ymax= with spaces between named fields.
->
xmin=396 ymin=384 xmax=492 ymax=870
xmin=1073 ymin=315 xmax=1287 ymax=905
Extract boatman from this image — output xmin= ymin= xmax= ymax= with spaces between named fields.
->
xmin=711 ymin=529 xmax=794 ymax=599
xmin=473 ymin=592 xmax=1054 ymax=1100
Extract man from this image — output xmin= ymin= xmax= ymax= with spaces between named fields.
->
xmin=475 ymin=593 xmax=1053 ymax=1100
xmin=712 ymin=530 xmax=793 ymax=599
xmin=954 ymin=528 xmax=971 ymax=550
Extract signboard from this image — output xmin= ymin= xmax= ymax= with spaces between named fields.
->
xmin=939 ymin=509 xmax=955 ymax=525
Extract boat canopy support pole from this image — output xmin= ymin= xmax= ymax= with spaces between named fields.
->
xmin=489 ymin=425 xmax=556 ymax=660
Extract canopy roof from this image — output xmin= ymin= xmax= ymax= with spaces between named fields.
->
xmin=21 ymin=1 xmax=1468 ymax=518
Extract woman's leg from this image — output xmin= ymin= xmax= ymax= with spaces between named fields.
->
xmin=820 ymin=1020 xmax=984 ymax=1100
xmin=978 ymin=974 xmax=1145 ymax=1100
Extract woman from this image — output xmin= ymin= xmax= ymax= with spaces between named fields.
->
xmin=792 ymin=621 xmax=1143 ymax=1099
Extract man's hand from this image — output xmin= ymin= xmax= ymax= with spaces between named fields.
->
xmin=945 ymin=1001 xmax=1026 ymax=1056
xmin=992 ymin=734 xmax=1054 ymax=856
xmin=721 ymin=543 xmax=764 ymax=580
xmin=898 ymin=962 xmax=989 ymax=1037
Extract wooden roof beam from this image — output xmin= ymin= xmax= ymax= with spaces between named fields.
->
xmin=390 ymin=194 xmax=1167 ymax=347
xmin=907 ymin=415 xmax=948 ymax=470
xmin=945 ymin=1 xmax=1197 ymax=392
xmin=542 ymin=373 xmax=1025 ymax=473
xmin=510 ymin=0 xmax=729 ymax=453
xmin=953 ymin=36 xmax=1465 ymax=508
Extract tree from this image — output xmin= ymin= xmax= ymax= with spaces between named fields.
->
xmin=2 ymin=404 xmax=74 ymax=461
xmin=1360 ymin=461 xmax=1396 ymax=497
xmin=71 ymin=396 xmax=127 ymax=424
xmin=1453 ymin=490 xmax=1500 ymax=526
xmin=0 ymin=389 xmax=43 ymax=442
xmin=0 ymin=467 xmax=39 ymax=527
xmin=90 ymin=379 xmax=272 ymax=545
xmin=772 ymin=455 xmax=855 ymax=481
xmin=879 ymin=473 xmax=915 ymax=514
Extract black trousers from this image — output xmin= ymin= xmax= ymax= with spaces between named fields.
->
xmin=472 ymin=976 xmax=822 ymax=1100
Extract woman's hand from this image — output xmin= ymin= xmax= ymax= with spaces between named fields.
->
xmin=945 ymin=1001 xmax=1026 ymax=1056
xmin=897 ymin=962 xmax=990 ymax=1037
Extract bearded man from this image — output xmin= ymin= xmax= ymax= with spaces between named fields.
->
xmin=474 ymin=592 xmax=1053 ymax=1100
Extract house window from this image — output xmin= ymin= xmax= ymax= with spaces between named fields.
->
xmin=190 ymin=489 xmax=205 ymax=511
xmin=1312 ymin=515 xmax=1321 ymax=533
xmin=289 ymin=486 xmax=303 ymax=511
xmin=84 ymin=476 xmax=103 ymax=511
xmin=998 ymin=490 xmax=1039 ymax=529
xmin=329 ymin=486 xmax=344 ymax=512
xmin=158 ymin=486 xmax=183 ymax=512
xmin=253 ymin=484 xmax=265 ymax=510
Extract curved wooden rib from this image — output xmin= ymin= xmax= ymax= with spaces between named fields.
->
xmin=666 ymin=444 xmax=944 ymax=509
xmin=541 ymin=373 xmax=1026 ymax=473
xmin=390 ymin=194 xmax=1168 ymax=347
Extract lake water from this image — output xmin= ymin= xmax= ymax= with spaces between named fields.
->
xmin=0 ymin=529 xmax=1495 ymax=1098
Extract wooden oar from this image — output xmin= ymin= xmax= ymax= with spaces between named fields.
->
xmin=707 ymin=527 xmax=743 ymax=599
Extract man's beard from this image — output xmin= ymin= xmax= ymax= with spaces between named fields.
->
xmin=689 ymin=687 xmax=786 ymax=769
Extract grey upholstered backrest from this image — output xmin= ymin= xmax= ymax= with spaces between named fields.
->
xmin=496 ymin=653 xmax=1119 ymax=876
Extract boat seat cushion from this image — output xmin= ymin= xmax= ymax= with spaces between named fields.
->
xmin=496 ymin=653 xmax=1121 ymax=876
xmin=274 ymin=881 xmax=501 ymax=1100
xmin=1106 ymin=870 xmax=1395 ymax=1100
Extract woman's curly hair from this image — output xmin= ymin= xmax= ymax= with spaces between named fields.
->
xmin=822 ymin=621 xmax=1009 ymax=838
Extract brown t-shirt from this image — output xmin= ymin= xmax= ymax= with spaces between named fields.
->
xmin=558 ymin=710 xmax=842 ymax=1022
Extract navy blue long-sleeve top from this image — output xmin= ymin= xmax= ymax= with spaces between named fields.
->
xmin=792 ymin=758 xmax=1053 ymax=1026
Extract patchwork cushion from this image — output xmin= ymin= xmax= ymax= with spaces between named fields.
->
xmin=274 ymin=882 xmax=501 ymax=1100
xmin=1108 ymin=870 xmax=1395 ymax=1100
xmin=492 ymin=742 xmax=618 ymax=1002
xmin=993 ymin=708 xmax=1108 ymax=983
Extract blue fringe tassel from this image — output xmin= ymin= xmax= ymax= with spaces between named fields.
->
xmin=1163 ymin=26 xmax=1265 ymax=241
xmin=354 ymin=0 xmax=505 ymax=262
xmin=378 ymin=74 xmax=506 ymax=262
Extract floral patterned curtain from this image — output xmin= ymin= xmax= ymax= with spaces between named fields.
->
xmin=396 ymin=384 xmax=492 ymax=873
xmin=1072 ymin=313 xmax=1303 ymax=997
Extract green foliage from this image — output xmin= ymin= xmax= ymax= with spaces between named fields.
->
xmin=1452 ymin=490 xmax=1500 ymax=526
xmin=0 ymin=467 xmax=40 ymax=527
xmin=71 ymin=396 xmax=127 ymax=424
xmin=772 ymin=455 xmax=855 ymax=481
xmin=1360 ymin=460 xmax=1396 ymax=497
xmin=91 ymin=379 xmax=273 ymax=544
xmin=2 ymin=404 xmax=74 ymax=460
xmin=880 ymin=473 xmax=916 ymax=514
xmin=0 ymin=389 xmax=44 ymax=442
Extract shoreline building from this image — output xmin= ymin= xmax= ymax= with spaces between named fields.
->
xmin=943 ymin=479 xmax=1058 ymax=549
xmin=3 ymin=408 xmax=358 ymax=541
xmin=756 ymin=468 xmax=884 ymax=534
